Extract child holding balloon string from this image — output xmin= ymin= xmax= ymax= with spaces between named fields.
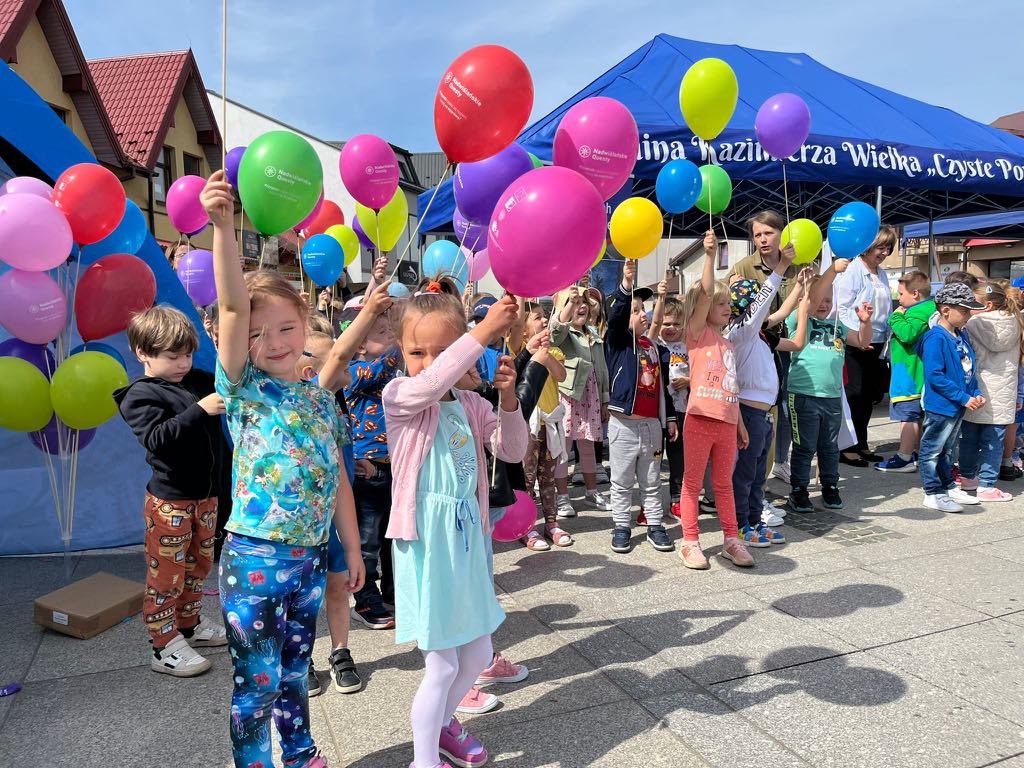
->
xmin=201 ymin=170 xmax=365 ymax=768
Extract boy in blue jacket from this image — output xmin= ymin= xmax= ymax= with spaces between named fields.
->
xmin=919 ymin=283 xmax=986 ymax=513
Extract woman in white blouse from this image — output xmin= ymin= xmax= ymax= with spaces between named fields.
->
xmin=835 ymin=225 xmax=898 ymax=466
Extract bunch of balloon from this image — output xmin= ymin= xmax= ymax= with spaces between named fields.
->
xmin=755 ymin=93 xmax=812 ymax=226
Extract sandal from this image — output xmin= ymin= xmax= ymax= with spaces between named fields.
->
xmin=544 ymin=524 xmax=575 ymax=547
xmin=521 ymin=530 xmax=550 ymax=551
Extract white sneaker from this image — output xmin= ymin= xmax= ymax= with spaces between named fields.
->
xmin=761 ymin=509 xmax=785 ymax=527
xmin=556 ymin=494 xmax=577 ymax=518
xmin=584 ymin=490 xmax=611 ymax=511
xmin=923 ymin=494 xmax=963 ymax=513
xmin=187 ymin=617 xmax=228 ymax=647
xmin=947 ymin=487 xmax=981 ymax=506
xmin=762 ymin=498 xmax=787 ymax=518
xmin=151 ymin=634 xmax=212 ymax=677
xmin=771 ymin=462 xmax=791 ymax=484
xmin=595 ymin=466 xmax=610 ymax=485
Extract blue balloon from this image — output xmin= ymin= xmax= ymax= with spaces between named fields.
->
xmin=827 ymin=202 xmax=881 ymax=259
xmin=655 ymin=159 xmax=703 ymax=214
xmin=301 ymin=234 xmax=345 ymax=287
xmin=79 ymin=200 xmax=149 ymax=264
xmin=70 ymin=341 xmax=127 ymax=370
xmin=422 ymin=240 xmax=467 ymax=290
xmin=388 ymin=282 xmax=411 ymax=298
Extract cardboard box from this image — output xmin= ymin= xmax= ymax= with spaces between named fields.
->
xmin=33 ymin=572 xmax=144 ymax=639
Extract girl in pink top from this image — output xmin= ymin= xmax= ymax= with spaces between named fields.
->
xmin=678 ymin=232 xmax=754 ymax=571
xmin=383 ymin=291 xmax=528 ymax=768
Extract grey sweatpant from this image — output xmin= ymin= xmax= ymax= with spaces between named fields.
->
xmin=608 ymin=415 xmax=664 ymax=528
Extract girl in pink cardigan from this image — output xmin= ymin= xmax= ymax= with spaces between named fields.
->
xmin=384 ymin=290 xmax=528 ymax=768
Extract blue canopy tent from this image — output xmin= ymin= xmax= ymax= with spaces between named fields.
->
xmin=0 ymin=61 xmax=216 ymax=555
xmin=419 ymin=34 xmax=1024 ymax=238
xmin=904 ymin=211 xmax=1024 ymax=238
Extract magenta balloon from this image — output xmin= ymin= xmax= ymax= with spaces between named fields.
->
xmin=294 ymin=191 xmax=324 ymax=233
xmin=488 ymin=166 xmax=606 ymax=297
xmin=453 ymin=143 xmax=534 ymax=224
xmin=468 ymin=247 xmax=490 ymax=282
xmin=755 ymin=93 xmax=812 ymax=159
xmin=1 ymin=176 xmax=54 ymax=200
xmin=340 ymin=134 xmax=399 ymax=210
xmin=166 ymin=175 xmax=210 ymax=234
xmin=176 ymin=248 xmax=217 ymax=306
xmin=0 ymin=192 xmax=73 ymax=271
xmin=0 ymin=269 xmax=67 ymax=343
xmin=492 ymin=490 xmax=538 ymax=542
xmin=453 ymin=208 xmax=486 ymax=252
xmin=352 ymin=216 xmax=376 ymax=251
xmin=553 ymin=96 xmax=639 ymax=201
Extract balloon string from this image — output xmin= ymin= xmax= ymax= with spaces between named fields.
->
xmin=782 ymin=161 xmax=791 ymax=228
xmin=667 ymin=215 xmax=675 ymax=295
xmin=490 ymin=333 xmax=509 ymax=481
xmin=258 ymin=237 xmax=269 ymax=270
xmin=375 ymin=215 xmax=383 ymax=281
xmin=221 ymin=0 xmax=228 ymax=167
xmin=389 ymin=162 xmax=452 ymax=282
xmin=296 ymin=234 xmax=306 ymax=289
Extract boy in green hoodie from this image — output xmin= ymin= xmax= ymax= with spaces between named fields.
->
xmin=877 ymin=271 xmax=936 ymax=472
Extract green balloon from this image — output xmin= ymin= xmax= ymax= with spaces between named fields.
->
xmin=695 ymin=164 xmax=733 ymax=215
xmin=0 ymin=357 xmax=53 ymax=432
xmin=528 ymin=152 xmax=544 ymax=169
xmin=238 ymin=131 xmax=324 ymax=235
xmin=50 ymin=351 xmax=128 ymax=430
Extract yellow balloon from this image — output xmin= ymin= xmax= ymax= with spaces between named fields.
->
xmin=355 ymin=190 xmax=408 ymax=252
xmin=610 ymin=197 xmax=663 ymax=260
xmin=592 ymin=241 xmax=607 ymax=268
xmin=781 ymin=218 xmax=824 ymax=265
xmin=679 ymin=58 xmax=739 ymax=141
xmin=0 ymin=357 xmax=52 ymax=432
xmin=324 ymin=224 xmax=361 ymax=268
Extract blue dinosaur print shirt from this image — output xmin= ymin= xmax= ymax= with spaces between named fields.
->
xmin=345 ymin=348 xmax=401 ymax=461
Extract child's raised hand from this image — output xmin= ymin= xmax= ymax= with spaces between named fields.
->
xmin=832 ymin=258 xmax=851 ymax=274
xmin=371 ymin=255 xmax=388 ymax=283
xmin=199 ymin=171 xmax=234 ymax=228
xmin=657 ymin=277 xmax=669 ymax=297
xmin=318 ymin=288 xmax=332 ymax=310
xmin=526 ymin=328 xmax=550 ymax=354
xmin=622 ymin=259 xmax=637 ymax=288
xmin=567 ymin=285 xmax=582 ymax=305
xmin=364 ymin=281 xmax=394 ymax=316
xmin=703 ymin=229 xmax=718 ymax=258
xmin=480 ymin=294 xmax=519 ymax=339
xmin=797 ymin=267 xmax=814 ymax=287
xmin=780 ymin=242 xmax=797 ymax=267
xmin=579 ymin=273 xmax=591 ymax=289
xmin=492 ymin=355 xmax=518 ymax=410
xmin=855 ymin=302 xmax=874 ymax=322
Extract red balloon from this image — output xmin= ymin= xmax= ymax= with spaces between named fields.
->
xmin=52 ymin=163 xmax=127 ymax=245
xmin=300 ymin=200 xmax=345 ymax=239
xmin=75 ymin=253 xmax=156 ymax=341
xmin=434 ymin=45 xmax=534 ymax=164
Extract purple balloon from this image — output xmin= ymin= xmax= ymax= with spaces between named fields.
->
xmin=755 ymin=93 xmax=812 ymax=159
xmin=453 ymin=143 xmax=534 ymax=224
xmin=0 ymin=176 xmax=53 ymax=200
xmin=225 ymin=146 xmax=246 ymax=188
xmin=29 ymin=415 xmax=96 ymax=455
xmin=453 ymin=208 xmax=486 ymax=252
xmin=352 ymin=216 xmax=377 ymax=252
xmin=0 ymin=337 xmax=55 ymax=377
xmin=176 ymin=248 xmax=217 ymax=306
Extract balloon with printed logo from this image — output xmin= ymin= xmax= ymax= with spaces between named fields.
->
xmin=0 ymin=338 xmax=55 ymax=377
xmin=166 ymin=175 xmax=210 ymax=235
xmin=553 ymin=97 xmax=638 ymax=201
xmin=755 ymin=93 xmax=812 ymax=159
xmin=492 ymin=490 xmax=538 ymax=541
xmin=0 ymin=192 xmax=73 ymax=271
xmin=422 ymin=239 xmax=467 ymax=289
xmin=679 ymin=58 xmax=738 ymax=141
xmin=610 ymin=198 xmax=663 ymax=260
xmin=655 ymin=159 xmax=703 ymax=214
xmin=340 ymin=134 xmax=399 ymax=210
xmin=224 ymin=146 xmax=246 ymax=187
xmin=301 ymin=234 xmax=346 ymax=287
xmin=0 ymin=270 xmax=67 ymax=344
xmin=50 ymin=351 xmax=128 ymax=430
xmin=468 ymin=247 xmax=490 ymax=282
xmin=355 ymin=189 xmax=407 ymax=252
xmin=453 ymin=208 xmax=487 ymax=252
xmin=75 ymin=253 xmax=156 ymax=341
xmin=781 ymin=218 xmax=824 ymax=266
xmin=300 ymin=199 xmax=344 ymax=239
xmin=294 ymin=192 xmax=324 ymax=233
xmin=434 ymin=45 xmax=534 ymax=163
xmin=324 ymin=224 xmax=360 ymax=268
xmin=694 ymin=165 xmax=732 ymax=214
xmin=488 ymin=166 xmax=606 ymax=297
xmin=0 ymin=357 xmax=52 ymax=432
xmin=52 ymin=163 xmax=126 ymax=245
xmin=80 ymin=200 xmax=148 ymax=264
xmin=352 ymin=216 xmax=376 ymax=251
xmin=453 ymin=143 xmax=533 ymax=225
xmin=70 ymin=342 xmax=127 ymax=371
xmin=827 ymin=202 xmax=881 ymax=259
xmin=29 ymin=415 xmax=97 ymax=455
xmin=238 ymin=130 xmax=324 ymax=235
xmin=0 ymin=176 xmax=53 ymax=200
xmin=176 ymin=248 xmax=217 ymax=306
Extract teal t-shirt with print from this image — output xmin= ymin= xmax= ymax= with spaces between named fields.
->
xmin=216 ymin=360 xmax=348 ymax=547
xmin=786 ymin=313 xmax=848 ymax=399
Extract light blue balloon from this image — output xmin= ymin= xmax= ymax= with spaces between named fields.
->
xmin=79 ymin=200 xmax=149 ymax=264
xmin=655 ymin=159 xmax=703 ymax=215
xmin=388 ymin=283 xmax=411 ymax=298
xmin=301 ymin=234 xmax=345 ymax=287
xmin=827 ymin=202 xmax=881 ymax=259
xmin=422 ymin=239 xmax=468 ymax=290
xmin=70 ymin=342 xmax=127 ymax=371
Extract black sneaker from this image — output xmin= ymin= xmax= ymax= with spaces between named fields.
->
xmin=611 ymin=526 xmax=632 ymax=553
xmin=329 ymin=647 xmax=362 ymax=694
xmin=698 ymin=496 xmax=717 ymax=514
xmin=999 ymin=464 xmax=1023 ymax=482
xmin=839 ymin=453 xmax=869 ymax=467
xmin=788 ymin=487 xmax=814 ymax=513
xmin=308 ymin=665 xmax=323 ymax=697
xmin=646 ymin=525 xmax=675 ymax=552
xmin=351 ymin=602 xmax=396 ymax=630
xmin=822 ymin=484 xmax=844 ymax=509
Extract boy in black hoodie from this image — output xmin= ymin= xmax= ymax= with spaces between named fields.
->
xmin=114 ymin=306 xmax=229 ymax=678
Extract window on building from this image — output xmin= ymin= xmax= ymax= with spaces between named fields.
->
xmin=49 ymin=104 xmax=69 ymax=124
xmin=154 ymin=147 xmax=174 ymax=203
xmin=183 ymin=152 xmax=202 ymax=178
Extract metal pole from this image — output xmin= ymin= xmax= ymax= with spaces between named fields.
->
xmin=875 ymin=185 xmax=882 ymax=217
xmin=928 ymin=215 xmax=939 ymax=281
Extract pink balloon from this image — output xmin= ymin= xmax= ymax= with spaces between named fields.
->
xmin=468 ymin=247 xmax=490 ymax=282
xmin=488 ymin=166 xmax=606 ymax=297
xmin=1 ymin=176 xmax=54 ymax=200
xmin=339 ymin=134 xmax=399 ymax=210
xmin=294 ymin=191 xmax=324 ymax=233
xmin=0 ymin=192 xmax=74 ymax=271
xmin=492 ymin=490 xmax=538 ymax=542
xmin=166 ymin=175 xmax=210 ymax=234
xmin=0 ymin=269 xmax=67 ymax=343
xmin=553 ymin=96 xmax=639 ymax=201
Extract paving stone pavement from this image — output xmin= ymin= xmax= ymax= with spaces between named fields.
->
xmin=2 ymin=412 xmax=1023 ymax=768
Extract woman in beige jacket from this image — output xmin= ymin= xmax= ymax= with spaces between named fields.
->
xmin=959 ymin=280 xmax=1024 ymax=501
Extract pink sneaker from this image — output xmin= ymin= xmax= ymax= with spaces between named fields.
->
xmin=409 ymin=763 xmax=454 ymax=768
xmin=721 ymin=537 xmax=755 ymax=568
xmin=475 ymin=653 xmax=528 ymax=685
xmin=454 ymin=686 xmax=498 ymax=714
xmin=298 ymin=755 xmax=328 ymax=768
xmin=959 ymin=476 xmax=980 ymax=491
xmin=977 ymin=487 xmax=1013 ymax=502
xmin=439 ymin=717 xmax=488 ymax=768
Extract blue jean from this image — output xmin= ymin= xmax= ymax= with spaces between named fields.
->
xmin=919 ymin=410 xmax=966 ymax=496
xmin=353 ymin=461 xmax=394 ymax=609
xmin=733 ymin=405 xmax=773 ymax=529
xmin=958 ymin=422 xmax=1008 ymax=488
xmin=789 ymin=394 xmax=841 ymax=489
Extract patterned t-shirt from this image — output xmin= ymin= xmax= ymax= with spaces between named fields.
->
xmin=346 ymin=348 xmax=401 ymax=461
xmin=216 ymin=360 xmax=348 ymax=547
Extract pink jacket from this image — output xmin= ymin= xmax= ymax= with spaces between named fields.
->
xmin=383 ymin=333 xmax=529 ymax=541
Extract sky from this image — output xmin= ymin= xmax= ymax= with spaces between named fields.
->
xmin=66 ymin=0 xmax=1022 ymax=153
